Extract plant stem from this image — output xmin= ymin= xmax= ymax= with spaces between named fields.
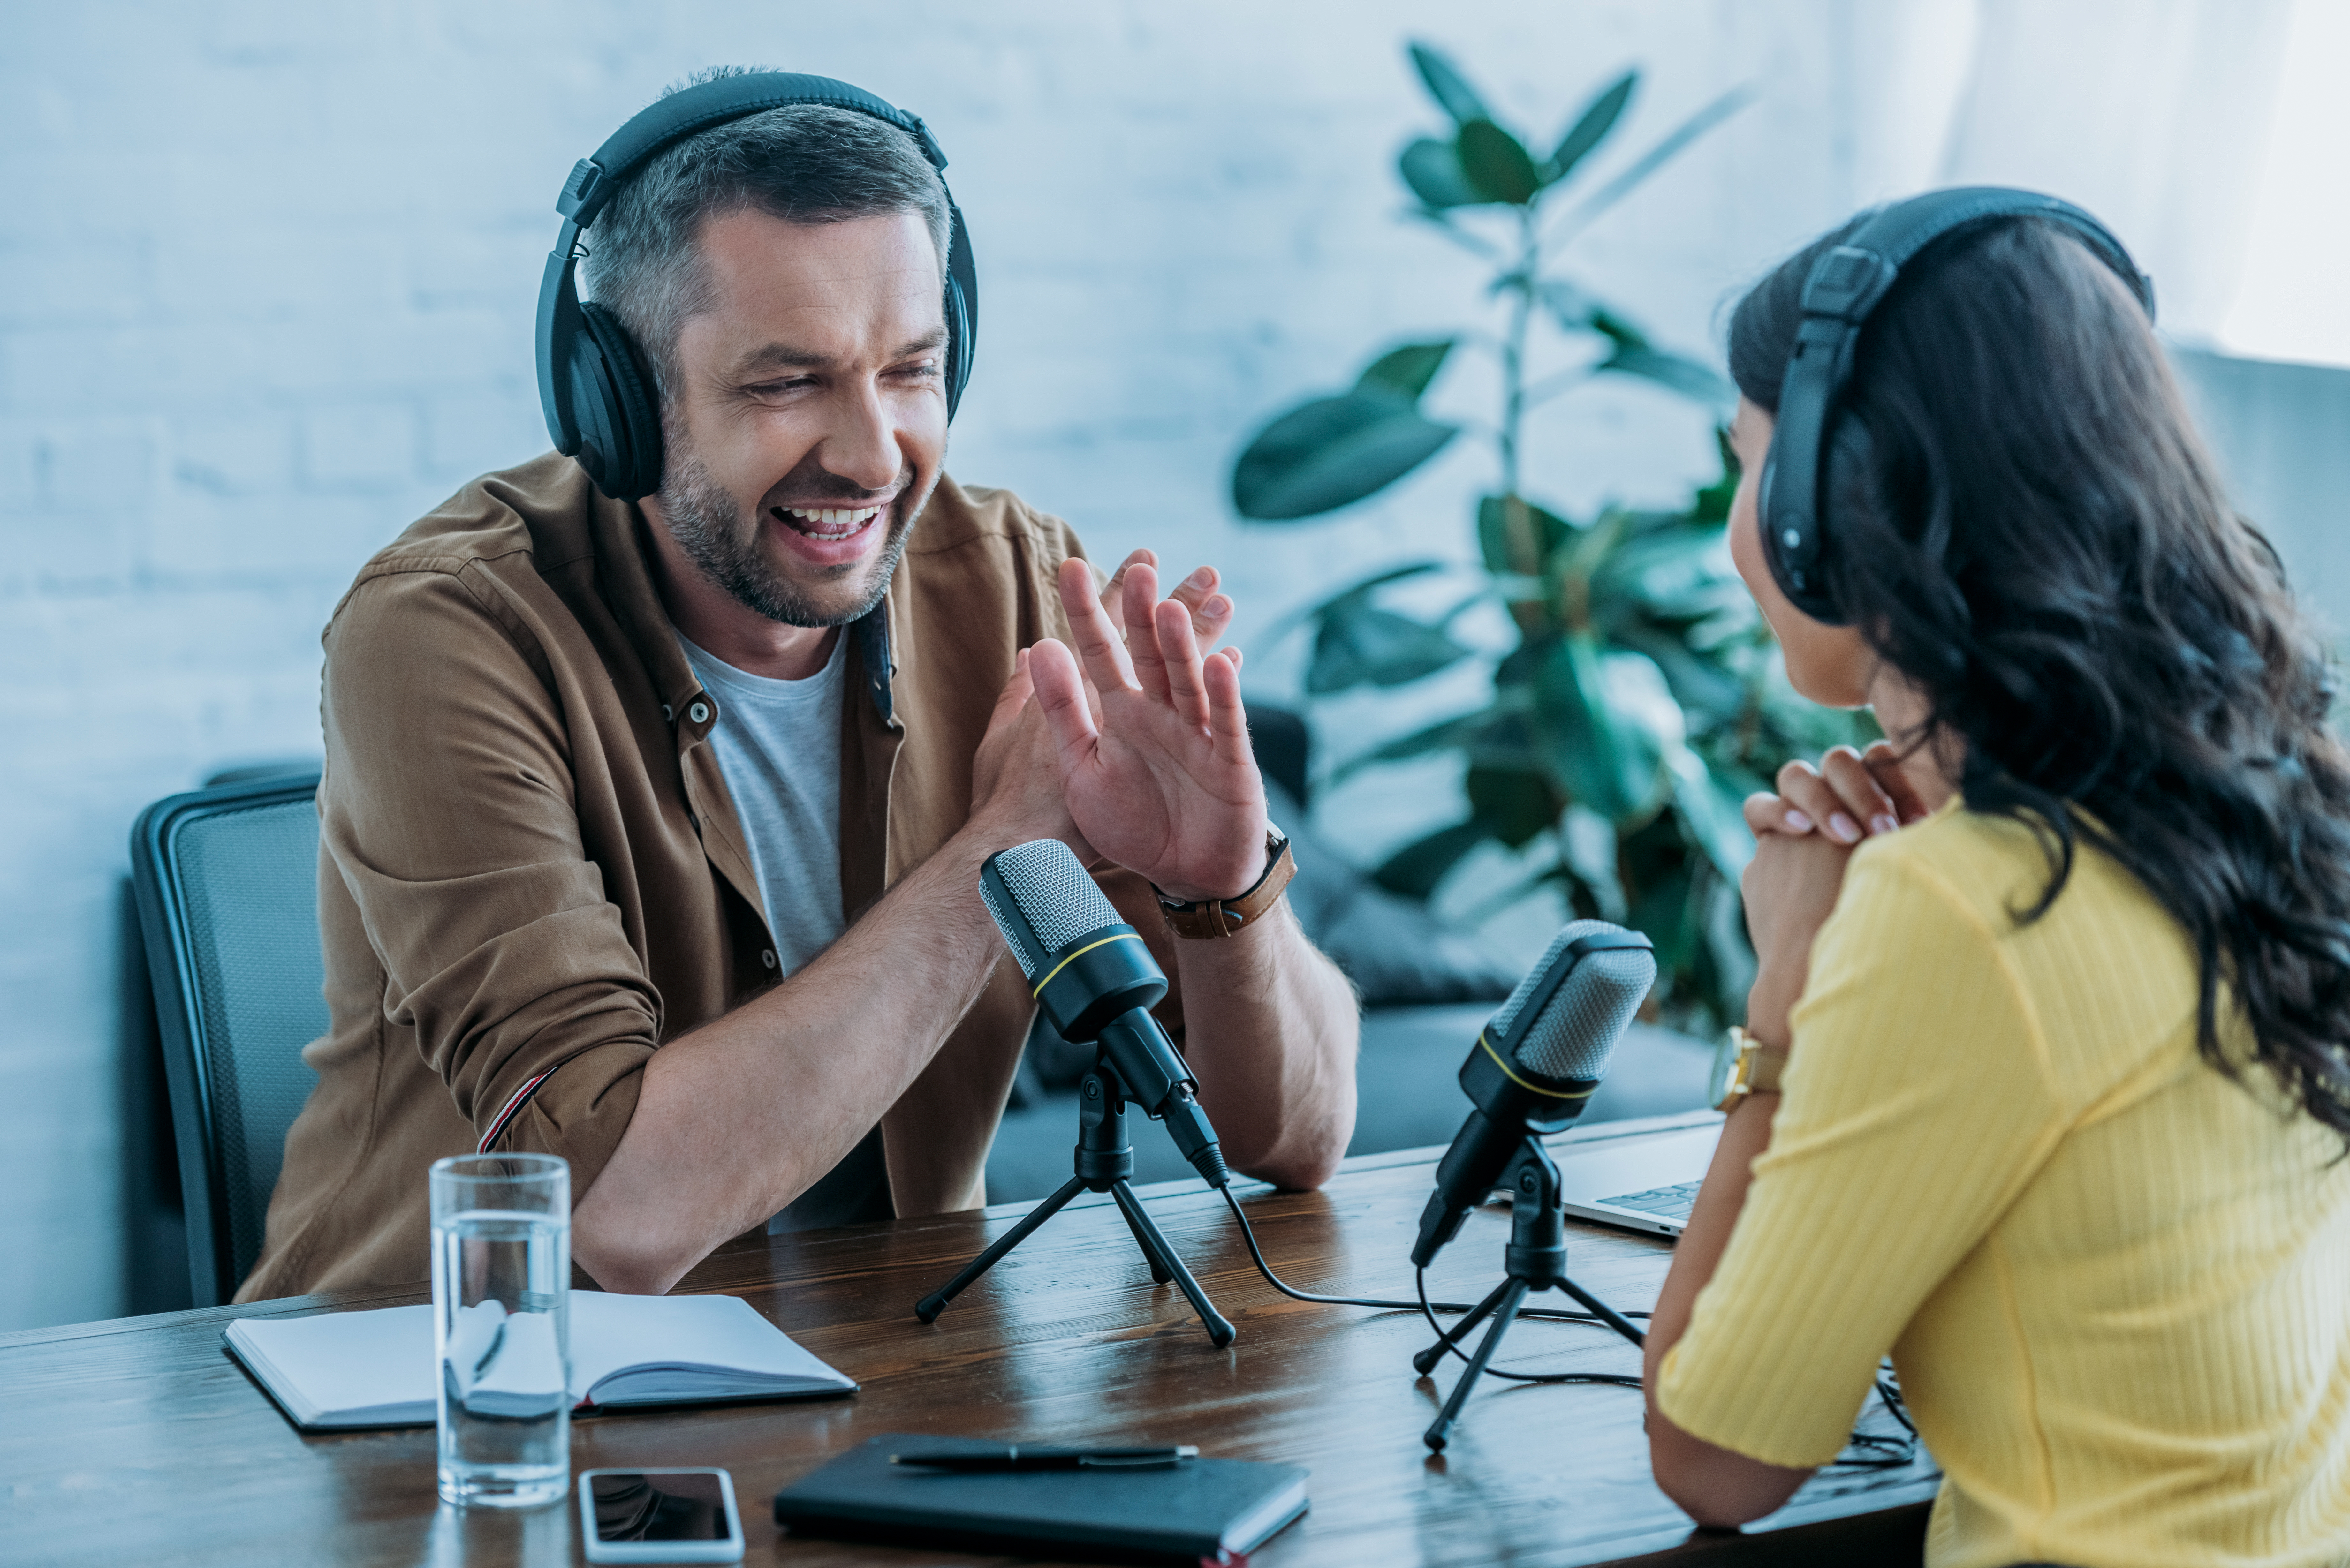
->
xmin=1498 ymin=206 xmax=1536 ymax=499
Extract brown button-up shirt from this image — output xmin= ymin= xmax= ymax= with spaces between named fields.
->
xmin=239 ymin=454 xmax=1176 ymax=1301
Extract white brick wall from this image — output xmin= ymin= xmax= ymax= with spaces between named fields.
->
xmin=0 ymin=0 xmax=1883 ymax=1329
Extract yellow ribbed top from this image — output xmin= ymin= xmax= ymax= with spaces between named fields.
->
xmin=1656 ymin=805 xmax=2350 ymax=1568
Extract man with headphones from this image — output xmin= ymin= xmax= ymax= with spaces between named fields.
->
xmin=237 ymin=69 xmax=1359 ymax=1301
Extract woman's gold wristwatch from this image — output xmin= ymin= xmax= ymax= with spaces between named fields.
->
xmin=1708 ymin=1026 xmax=1789 ymax=1112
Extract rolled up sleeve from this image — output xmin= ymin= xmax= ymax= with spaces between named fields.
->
xmin=321 ymin=564 xmax=658 ymax=1192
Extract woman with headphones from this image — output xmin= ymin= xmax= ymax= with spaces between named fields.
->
xmin=1639 ymin=193 xmax=2350 ymax=1565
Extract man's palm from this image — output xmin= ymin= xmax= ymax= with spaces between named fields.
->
xmin=1027 ymin=558 xmax=1268 ymax=903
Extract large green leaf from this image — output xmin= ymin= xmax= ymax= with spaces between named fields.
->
xmin=1594 ymin=521 xmax=1737 ymax=618
xmin=1306 ymin=600 xmax=1474 ymax=694
xmin=1477 ymin=494 xmax=1572 ymax=576
xmin=1457 ymin=119 xmax=1541 ymax=205
xmin=1554 ymin=84 xmax=1755 ymax=237
xmin=1408 ymin=41 xmax=1493 ymax=126
xmin=1548 ymin=71 xmax=1637 ymax=182
xmin=1691 ymin=426 xmax=1740 ymax=521
xmin=1375 ymin=818 xmax=1495 ymax=899
xmin=1667 ymin=747 xmax=1756 ymax=879
xmin=1614 ymin=622 xmax=1747 ymax=724
xmin=1399 ymin=137 xmax=1482 ymax=209
xmin=1598 ymin=344 xmax=1734 ymax=408
xmin=1535 ymin=637 xmax=1670 ymax=822
xmin=1327 ymin=701 xmax=1509 ymax=785
xmin=1587 ymin=307 xmax=1650 ymax=350
xmin=1466 ymin=765 xmax=1560 ymax=847
xmin=1231 ymin=390 xmax=1459 ymax=520
xmin=1624 ymin=858 xmax=1697 ymax=976
xmin=1537 ymin=278 xmax=1601 ymax=333
xmin=1356 ymin=339 xmax=1455 ymax=401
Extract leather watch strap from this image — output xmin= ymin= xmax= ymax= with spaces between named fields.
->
xmin=1154 ymin=828 xmax=1295 ymax=939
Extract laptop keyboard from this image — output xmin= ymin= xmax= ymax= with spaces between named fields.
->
xmin=1598 ymin=1180 xmax=1702 ymax=1223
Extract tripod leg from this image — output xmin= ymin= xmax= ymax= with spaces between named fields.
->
xmin=915 ymin=1176 xmax=1087 ymax=1323
xmin=1108 ymin=1181 xmax=1236 ymax=1348
xmin=1424 ymin=1278 xmax=1528 ymax=1453
xmin=1117 ymin=1200 xmax=1174 ymax=1284
xmin=1412 ymin=1277 xmax=1515 ymax=1377
xmin=1557 ymin=1272 xmax=1646 ymax=1349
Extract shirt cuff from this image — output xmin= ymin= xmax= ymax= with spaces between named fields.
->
xmin=482 ymin=1038 xmax=654 ymax=1204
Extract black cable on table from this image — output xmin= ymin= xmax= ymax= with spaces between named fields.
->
xmin=1217 ymin=1186 xmax=1651 ymax=1324
xmin=1217 ymin=1186 xmax=1920 ymax=1465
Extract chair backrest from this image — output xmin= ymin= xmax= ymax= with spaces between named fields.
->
xmin=130 ymin=773 xmax=326 ymax=1306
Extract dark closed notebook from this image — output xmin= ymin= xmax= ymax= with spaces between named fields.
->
xmin=773 ymin=1435 xmax=1310 ymax=1566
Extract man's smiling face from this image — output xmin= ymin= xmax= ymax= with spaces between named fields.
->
xmin=646 ymin=205 xmax=948 ymax=628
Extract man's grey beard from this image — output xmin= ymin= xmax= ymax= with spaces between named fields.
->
xmin=654 ymin=440 xmax=920 ymax=629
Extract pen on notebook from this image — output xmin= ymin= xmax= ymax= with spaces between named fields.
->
xmin=889 ymin=1444 xmax=1199 ymax=1471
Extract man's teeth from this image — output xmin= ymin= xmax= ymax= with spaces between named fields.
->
xmin=780 ymin=504 xmax=883 ymax=537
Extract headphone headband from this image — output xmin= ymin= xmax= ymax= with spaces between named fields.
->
xmin=535 ymin=72 xmax=978 ymax=501
xmin=1757 ymin=186 xmax=2153 ymax=623
xmin=556 ymin=73 xmax=949 ymax=230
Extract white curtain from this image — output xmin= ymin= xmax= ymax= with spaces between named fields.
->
xmin=1846 ymin=0 xmax=2320 ymax=355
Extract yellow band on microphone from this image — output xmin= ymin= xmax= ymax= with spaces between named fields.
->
xmin=1478 ymin=1031 xmax=1601 ymax=1100
xmin=1032 ymin=932 xmax=1146 ymax=999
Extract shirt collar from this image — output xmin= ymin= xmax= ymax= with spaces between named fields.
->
xmin=587 ymin=481 xmax=898 ymax=727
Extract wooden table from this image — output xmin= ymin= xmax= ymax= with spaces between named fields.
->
xmin=0 ymin=1112 xmax=1937 ymax=1566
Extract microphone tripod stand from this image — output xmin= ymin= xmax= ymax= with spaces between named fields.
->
xmin=1413 ymin=1137 xmax=1646 ymax=1452
xmin=914 ymin=1053 xmax=1236 ymax=1347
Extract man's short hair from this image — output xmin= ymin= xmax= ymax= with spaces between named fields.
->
xmin=582 ymin=66 xmax=953 ymax=401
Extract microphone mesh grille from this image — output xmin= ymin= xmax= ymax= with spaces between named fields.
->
xmin=984 ymin=839 xmax=1121 ymax=970
xmin=1515 ymin=947 xmax=1655 ymax=1081
xmin=1490 ymin=920 xmax=1657 ymax=1083
xmin=1489 ymin=920 xmax=1613 ymax=1038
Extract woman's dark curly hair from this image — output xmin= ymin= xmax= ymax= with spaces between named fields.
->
xmin=1730 ymin=214 xmax=2350 ymax=1142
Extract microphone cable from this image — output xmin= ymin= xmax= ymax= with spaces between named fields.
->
xmin=1218 ymin=1187 xmax=1920 ymax=1463
xmin=1218 ymin=1186 xmax=1651 ymax=1345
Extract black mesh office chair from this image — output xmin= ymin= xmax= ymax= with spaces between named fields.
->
xmin=130 ymin=772 xmax=326 ymax=1306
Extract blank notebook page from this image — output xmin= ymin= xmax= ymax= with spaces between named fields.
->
xmin=573 ymin=1292 xmax=853 ymax=1403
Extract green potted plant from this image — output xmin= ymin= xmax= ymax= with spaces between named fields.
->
xmin=1232 ymin=43 xmax=1864 ymax=1028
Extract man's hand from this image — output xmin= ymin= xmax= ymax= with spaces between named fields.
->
xmin=1026 ymin=554 xmax=1268 ymax=902
xmin=969 ymin=647 xmax=1092 ymax=855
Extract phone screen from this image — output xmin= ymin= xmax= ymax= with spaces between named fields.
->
xmin=588 ymin=1470 xmax=736 ymax=1543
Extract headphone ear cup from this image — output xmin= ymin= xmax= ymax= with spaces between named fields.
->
xmin=571 ymin=302 xmax=665 ymax=501
xmin=1756 ymin=442 xmax=1846 ymax=625
xmin=941 ymin=206 xmax=977 ymax=420
xmin=942 ymin=274 xmax=971 ymax=420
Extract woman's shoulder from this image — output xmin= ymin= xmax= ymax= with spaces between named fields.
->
xmin=1831 ymin=801 xmax=2201 ymax=1082
xmin=1847 ymin=800 xmax=2171 ymax=939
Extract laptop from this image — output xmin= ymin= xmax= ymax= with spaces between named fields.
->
xmin=1547 ymin=1120 xmax=1724 ymax=1237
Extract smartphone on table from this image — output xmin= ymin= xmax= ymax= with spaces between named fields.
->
xmin=578 ymin=1468 xmax=745 ymax=1564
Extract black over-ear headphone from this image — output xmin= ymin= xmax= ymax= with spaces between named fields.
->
xmin=1757 ymin=185 xmax=2154 ymax=624
xmin=534 ymin=72 xmax=979 ymax=502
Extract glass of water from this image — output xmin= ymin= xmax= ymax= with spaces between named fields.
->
xmin=430 ymin=1152 xmax=571 ymax=1509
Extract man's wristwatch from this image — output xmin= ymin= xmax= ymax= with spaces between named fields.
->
xmin=1152 ymin=827 xmax=1296 ymax=939
xmin=1708 ymin=1026 xmax=1789 ymax=1112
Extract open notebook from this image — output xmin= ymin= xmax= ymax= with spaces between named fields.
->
xmin=224 ymin=1291 xmax=856 ymax=1430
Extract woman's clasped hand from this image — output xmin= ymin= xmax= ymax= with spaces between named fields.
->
xmin=1736 ymin=742 xmax=1936 ymax=1046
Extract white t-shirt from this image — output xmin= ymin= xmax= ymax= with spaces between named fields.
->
xmin=674 ymin=628 xmax=848 ymax=976
xmin=675 ymin=627 xmax=888 ymax=1233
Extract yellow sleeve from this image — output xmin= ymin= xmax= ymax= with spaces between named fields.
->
xmin=1654 ymin=841 xmax=2068 ymax=1467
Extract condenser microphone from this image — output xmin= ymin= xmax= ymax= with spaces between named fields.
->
xmin=1410 ymin=921 xmax=1656 ymax=1266
xmin=979 ymin=840 xmax=1231 ymax=1189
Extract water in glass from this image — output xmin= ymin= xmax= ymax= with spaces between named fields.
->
xmin=431 ymin=1160 xmax=571 ymax=1508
